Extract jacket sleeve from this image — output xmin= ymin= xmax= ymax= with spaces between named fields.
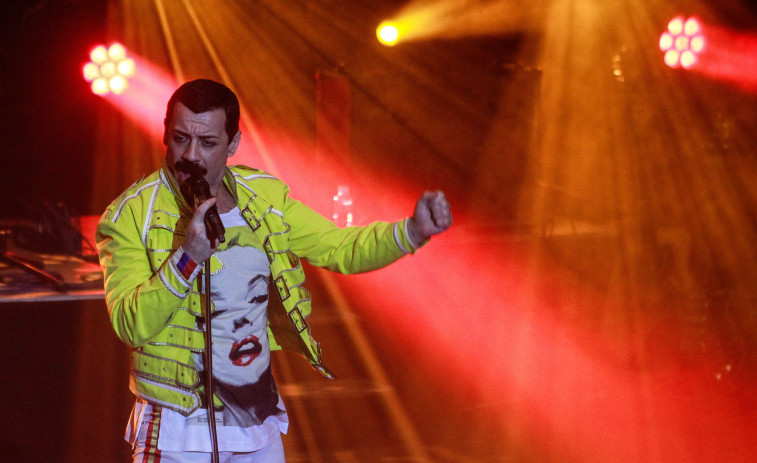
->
xmin=96 ymin=198 xmax=198 ymax=347
xmin=281 ymin=189 xmax=424 ymax=274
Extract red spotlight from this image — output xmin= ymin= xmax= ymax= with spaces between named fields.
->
xmin=82 ymin=43 xmax=136 ymax=96
xmin=660 ymin=16 xmax=705 ymax=69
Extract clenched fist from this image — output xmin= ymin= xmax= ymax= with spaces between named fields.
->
xmin=408 ymin=191 xmax=452 ymax=244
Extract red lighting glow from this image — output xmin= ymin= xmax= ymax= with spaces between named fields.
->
xmin=657 ymin=16 xmax=757 ymax=92
xmin=688 ymin=23 xmax=757 ymax=92
xmin=82 ymin=43 xmax=136 ymax=95
xmin=83 ymin=51 xmax=177 ymax=140
xmin=660 ymin=16 xmax=705 ymax=69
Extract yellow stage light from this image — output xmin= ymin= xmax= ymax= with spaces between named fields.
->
xmin=82 ymin=62 xmax=100 ymax=82
xmin=109 ymin=76 xmax=128 ymax=95
xmin=377 ymin=21 xmax=400 ymax=46
xmin=91 ymin=77 xmax=109 ymax=95
xmin=117 ymin=58 xmax=136 ymax=77
xmin=89 ymin=45 xmax=108 ymax=64
xmin=108 ymin=43 xmax=126 ymax=61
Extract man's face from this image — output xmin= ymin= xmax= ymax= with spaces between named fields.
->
xmin=164 ymin=102 xmax=240 ymax=193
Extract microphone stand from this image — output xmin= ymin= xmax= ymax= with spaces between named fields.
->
xmin=187 ymin=173 xmax=224 ymax=463
xmin=201 ymin=262 xmax=221 ymax=463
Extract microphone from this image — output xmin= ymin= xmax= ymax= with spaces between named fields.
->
xmin=188 ymin=173 xmax=226 ymax=244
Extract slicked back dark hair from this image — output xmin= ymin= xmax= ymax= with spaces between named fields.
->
xmin=164 ymin=79 xmax=240 ymax=143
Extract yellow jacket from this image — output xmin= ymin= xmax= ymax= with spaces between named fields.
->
xmin=96 ymin=164 xmax=422 ymax=415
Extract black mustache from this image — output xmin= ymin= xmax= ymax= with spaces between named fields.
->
xmin=175 ymin=160 xmax=207 ymax=176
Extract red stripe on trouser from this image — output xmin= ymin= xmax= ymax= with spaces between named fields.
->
xmin=141 ymin=406 xmax=162 ymax=463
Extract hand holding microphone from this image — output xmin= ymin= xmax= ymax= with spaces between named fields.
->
xmin=188 ymin=172 xmax=226 ymax=245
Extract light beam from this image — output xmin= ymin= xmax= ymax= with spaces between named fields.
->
xmin=377 ymin=0 xmax=540 ymax=45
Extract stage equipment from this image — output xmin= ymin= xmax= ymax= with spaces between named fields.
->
xmin=660 ymin=16 xmax=705 ymax=69
xmin=82 ymin=42 xmax=136 ymax=95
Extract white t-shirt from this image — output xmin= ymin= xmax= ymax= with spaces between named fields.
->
xmin=126 ymin=207 xmax=288 ymax=452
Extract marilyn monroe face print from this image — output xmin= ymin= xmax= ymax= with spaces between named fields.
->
xmin=196 ymin=245 xmax=283 ymax=426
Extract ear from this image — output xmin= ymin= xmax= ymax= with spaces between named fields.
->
xmin=227 ymin=130 xmax=242 ymax=157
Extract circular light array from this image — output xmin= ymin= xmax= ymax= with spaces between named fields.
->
xmin=82 ymin=43 xmax=135 ymax=95
xmin=659 ymin=16 xmax=705 ymax=69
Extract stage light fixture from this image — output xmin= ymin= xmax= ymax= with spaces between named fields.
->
xmin=660 ymin=16 xmax=705 ymax=69
xmin=377 ymin=21 xmax=400 ymax=46
xmin=90 ymin=45 xmax=108 ymax=64
xmin=82 ymin=42 xmax=136 ymax=96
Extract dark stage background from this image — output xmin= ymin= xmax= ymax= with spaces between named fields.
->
xmin=0 ymin=2 xmax=130 ymax=461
